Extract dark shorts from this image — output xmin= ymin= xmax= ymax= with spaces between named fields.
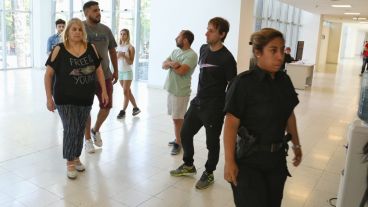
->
xmin=96 ymin=78 xmax=113 ymax=109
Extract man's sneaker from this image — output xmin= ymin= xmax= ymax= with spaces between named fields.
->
xmin=170 ymin=164 xmax=197 ymax=176
xmin=74 ymin=161 xmax=85 ymax=172
xmin=85 ymin=139 xmax=95 ymax=153
xmin=195 ymin=171 xmax=214 ymax=190
xmin=132 ymin=107 xmax=141 ymax=116
xmin=168 ymin=139 xmax=176 ymax=146
xmin=171 ymin=143 xmax=181 ymax=155
xmin=117 ymin=110 xmax=126 ymax=119
xmin=91 ymin=129 xmax=103 ymax=147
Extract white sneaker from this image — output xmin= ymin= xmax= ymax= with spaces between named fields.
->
xmin=85 ymin=139 xmax=95 ymax=153
xmin=75 ymin=162 xmax=85 ymax=172
xmin=91 ymin=129 xmax=103 ymax=147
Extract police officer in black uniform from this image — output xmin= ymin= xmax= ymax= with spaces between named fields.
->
xmin=223 ymin=28 xmax=302 ymax=207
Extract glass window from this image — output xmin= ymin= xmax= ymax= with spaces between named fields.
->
xmin=137 ymin=0 xmax=151 ymax=80
xmin=73 ymin=0 xmax=84 ymax=14
xmin=56 ymin=0 xmax=69 ymax=12
xmin=55 ymin=0 xmax=70 ymax=22
xmin=280 ymin=3 xmax=288 ymax=22
xmin=4 ymin=0 xmax=31 ymax=69
xmin=115 ymin=0 xmax=135 ymax=42
xmin=5 ymin=11 xmax=31 ymax=68
xmin=0 ymin=11 xmax=3 ymax=70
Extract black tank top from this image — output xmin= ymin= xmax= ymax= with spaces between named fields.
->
xmin=45 ymin=43 xmax=101 ymax=106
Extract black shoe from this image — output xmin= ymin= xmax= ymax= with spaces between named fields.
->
xmin=170 ymin=163 xmax=197 ymax=176
xmin=168 ymin=139 xmax=176 ymax=146
xmin=132 ymin=107 xmax=141 ymax=116
xmin=195 ymin=171 xmax=214 ymax=189
xmin=117 ymin=110 xmax=126 ymax=119
xmin=171 ymin=143 xmax=181 ymax=155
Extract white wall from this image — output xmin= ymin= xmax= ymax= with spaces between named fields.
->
xmin=32 ymin=0 xmax=52 ymax=69
xmin=147 ymin=0 xmax=241 ymax=89
xmin=317 ymin=21 xmax=330 ymax=67
xmin=326 ymin=22 xmax=342 ymax=64
xmin=237 ymin=0 xmax=255 ymax=72
xmin=340 ymin=25 xmax=363 ymax=58
xmin=298 ymin=11 xmax=321 ymax=64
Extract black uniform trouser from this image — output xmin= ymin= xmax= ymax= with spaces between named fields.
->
xmin=181 ymin=103 xmax=224 ymax=173
xmin=231 ymin=154 xmax=289 ymax=207
xmin=362 ymin=57 xmax=368 ymax=74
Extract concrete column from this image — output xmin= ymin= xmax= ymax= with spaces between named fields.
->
xmin=32 ymin=0 xmax=52 ymax=69
xmin=236 ymin=0 xmax=255 ymax=73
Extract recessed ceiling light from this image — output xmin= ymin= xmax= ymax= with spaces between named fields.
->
xmin=344 ymin=12 xmax=361 ymax=15
xmin=358 ymin=17 xmax=367 ymax=20
xmin=331 ymin=5 xmax=351 ymax=8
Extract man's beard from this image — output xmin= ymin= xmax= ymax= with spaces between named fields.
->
xmin=90 ymin=17 xmax=101 ymax=24
xmin=176 ymin=42 xmax=183 ymax=49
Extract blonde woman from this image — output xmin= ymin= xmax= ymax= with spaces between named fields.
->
xmin=116 ymin=29 xmax=141 ymax=119
xmin=44 ymin=18 xmax=108 ymax=179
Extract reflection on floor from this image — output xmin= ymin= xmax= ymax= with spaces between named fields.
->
xmin=0 ymin=58 xmax=363 ymax=207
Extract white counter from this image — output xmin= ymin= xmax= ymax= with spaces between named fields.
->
xmin=286 ymin=63 xmax=314 ymax=90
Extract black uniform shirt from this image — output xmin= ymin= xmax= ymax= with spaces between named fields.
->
xmin=193 ymin=44 xmax=237 ymax=108
xmin=224 ymin=65 xmax=299 ymax=145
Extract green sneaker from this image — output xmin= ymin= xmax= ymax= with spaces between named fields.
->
xmin=195 ymin=171 xmax=214 ymax=189
xmin=170 ymin=164 xmax=197 ymax=176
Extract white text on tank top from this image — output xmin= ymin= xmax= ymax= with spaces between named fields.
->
xmin=118 ymin=44 xmax=132 ymax=72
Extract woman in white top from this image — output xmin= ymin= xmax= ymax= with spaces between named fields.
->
xmin=116 ymin=29 xmax=141 ymax=118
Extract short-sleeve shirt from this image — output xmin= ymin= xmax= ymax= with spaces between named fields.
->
xmin=363 ymin=43 xmax=368 ymax=57
xmin=194 ymin=44 xmax=237 ymax=107
xmin=83 ymin=21 xmax=117 ymax=79
xmin=164 ymin=48 xmax=198 ymax=97
xmin=224 ymin=66 xmax=299 ymax=144
xmin=47 ymin=34 xmax=62 ymax=53
xmin=45 ymin=43 xmax=101 ymax=106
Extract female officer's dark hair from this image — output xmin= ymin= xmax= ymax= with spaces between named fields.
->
xmin=249 ymin=28 xmax=284 ymax=55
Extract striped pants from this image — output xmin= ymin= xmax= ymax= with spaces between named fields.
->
xmin=56 ymin=105 xmax=91 ymax=161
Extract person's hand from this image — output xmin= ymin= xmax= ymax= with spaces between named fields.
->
xmin=172 ymin=62 xmax=180 ymax=69
xmin=112 ymin=70 xmax=118 ymax=84
xmin=47 ymin=97 xmax=55 ymax=112
xmin=118 ymin=51 xmax=125 ymax=58
xmin=101 ymin=91 xmax=109 ymax=107
xmin=292 ymin=147 xmax=302 ymax=167
xmin=224 ymin=160 xmax=239 ymax=186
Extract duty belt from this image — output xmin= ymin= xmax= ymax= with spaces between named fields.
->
xmin=254 ymin=142 xmax=285 ymax=153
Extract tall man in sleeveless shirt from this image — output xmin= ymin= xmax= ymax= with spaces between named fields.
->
xmin=82 ymin=1 xmax=118 ymax=153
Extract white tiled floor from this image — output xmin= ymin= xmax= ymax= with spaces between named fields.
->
xmin=0 ymin=58 xmax=363 ymax=206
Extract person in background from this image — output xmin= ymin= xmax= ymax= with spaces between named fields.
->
xmin=44 ymin=18 xmax=108 ymax=179
xmin=281 ymin=46 xmax=295 ymax=71
xmin=162 ymin=30 xmax=198 ymax=155
xmin=116 ymin=29 xmax=141 ymax=119
xmin=47 ymin=19 xmax=66 ymax=54
xmin=223 ymin=28 xmax=302 ymax=207
xmin=82 ymin=1 xmax=118 ymax=153
xmin=361 ymin=41 xmax=368 ymax=76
